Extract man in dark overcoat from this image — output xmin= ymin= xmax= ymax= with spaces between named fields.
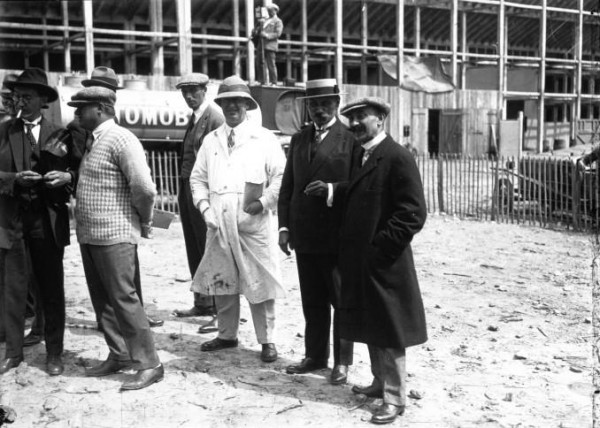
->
xmin=279 ymin=78 xmax=356 ymax=384
xmin=0 ymin=68 xmax=82 ymax=376
xmin=173 ymin=73 xmax=224 ymax=326
xmin=335 ymin=97 xmax=427 ymax=425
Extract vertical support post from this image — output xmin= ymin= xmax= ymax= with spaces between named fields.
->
xmin=42 ymin=16 xmax=49 ymax=71
xmin=124 ymin=21 xmax=137 ymax=75
xmin=232 ymin=0 xmax=241 ymax=76
xmin=574 ymin=0 xmax=583 ymax=142
xmin=537 ymin=0 xmax=547 ymax=154
xmin=177 ymin=0 xmax=193 ymax=75
xmin=451 ymin=0 xmax=458 ymax=88
xmin=201 ymin=26 xmax=208 ymax=75
xmin=397 ymin=0 xmax=404 ymax=142
xmin=246 ymin=0 xmax=256 ymax=83
xmin=83 ymin=0 xmax=94 ymax=76
xmin=150 ymin=0 xmax=164 ymax=77
xmin=61 ymin=1 xmax=71 ymax=73
xmin=286 ymin=33 xmax=292 ymax=82
xmin=461 ymin=11 xmax=467 ymax=90
xmin=361 ymin=1 xmax=368 ymax=85
xmin=301 ymin=0 xmax=308 ymax=82
xmin=335 ymin=0 xmax=343 ymax=85
xmin=414 ymin=6 xmax=420 ymax=57
xmin=497 ymin=0 xmax=506 ymax=121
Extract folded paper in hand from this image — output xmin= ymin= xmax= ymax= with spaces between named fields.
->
xmin=153 ymin=209 xmax=176 ymax=229
xmin=244 ymin=182 xmax=263 ymax=210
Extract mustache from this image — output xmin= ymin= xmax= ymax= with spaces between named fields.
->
xmin=349 ymin=125 xmax=366 ymax=134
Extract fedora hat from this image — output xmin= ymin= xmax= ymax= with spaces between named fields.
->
xmin=297 ymin=78 xmax=344 ymax=100
xmin=67 ymin=86 xmax=116 ymax=108
xmin=5 ymin=68 xmax=58 ymax=103
xmin=340 ymin=97 xmax=391 ymax=118
xmin=81 ymin=66 xmax=123 ymax=91
xmin=214 ymin=75 xmax=258 ymax=110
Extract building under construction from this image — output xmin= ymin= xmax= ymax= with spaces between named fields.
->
xmin=1 ymin=0 xmax=600 ymax=156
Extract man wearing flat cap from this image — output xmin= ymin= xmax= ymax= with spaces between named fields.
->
xmin=279 ymin=78 xmax=357 ymax=385
xmin=252 ymin=3 xmax=283 ymax=85
xmin=68 ymin=86 xmax=163 ymax=390
xmin=335 ymin=97 xmax=427 ymax=424
xmin=190 ymin=75 xmax=286 ymax=363
xmin=172 ymin=73 xmax=224 ymax=326
xmin=0 ymin=67 xmax=82 ymax=376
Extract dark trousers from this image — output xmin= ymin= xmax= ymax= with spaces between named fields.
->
xmin=0 ymin=240 xmax=28 ymax=358
xmin=368 ymin=345 xmax=407 ymax=407
xmin=22 ymin=207 xmax=65 ymax=357
xmin=178 ymin=179 xmax=213 ymax=309
xmin=80 ymin=243 xmax=159 ymax=370
xmin=265 ymin=50 xmax=278 ymax=84
xmin=27 ymin=244 xmax=45 ymax=336
xmin=296 ymin=253 xmax=353 ymax=365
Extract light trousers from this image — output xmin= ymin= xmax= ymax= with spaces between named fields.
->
xmin=215 ymin=294 xmax=275 ymax=344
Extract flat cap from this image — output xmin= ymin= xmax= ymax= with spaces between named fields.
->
xmin=340 ymin=97 xmax=391 ymax=118
xmin=67 ymin=86 xmax=116 ymax=108
xmin=176 ymin=73 xmax=209 ymax=89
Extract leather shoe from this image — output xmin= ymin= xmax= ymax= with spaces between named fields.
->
xmin=46 ymin=355 xmax=64 ymax=376
xmin=174 ymin=306 xmax=215 ymax=318
xmin=146 ymin=315 xmax=164 ymax=328
xmin=330 ymin=364 xmax=348 ymax=385
xmin=23 ymin=332 xmax=42 ymax=347
xmin=200 ymin=337 xmax=238 ymax=352
xmin=85 ymin=359 xmax=131 ymax=377
xmin=352 ymin=384 xmax=383 ymax=398
xmin=120 ymin=364 xmax=164 ymax=391
xmin=285 ymin=357 xmax=327 ymax=375
xmin=0 ymin=356 xmax=24 ymax=375
xmin=370 ymin=403 xmax=405 ymax=425
xmin=260 ymin=343 xmax=277 ymax=362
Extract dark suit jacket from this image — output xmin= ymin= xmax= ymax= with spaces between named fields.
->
xmin=336 ymin=134 xmax=428 ymax=349
xmin=278 ymin=119 xmax=357 ymax=254
xmin=179 ymin=103 xmax=224 ymax=178
xmin=0 ymin=116 xmax=82 ymax=248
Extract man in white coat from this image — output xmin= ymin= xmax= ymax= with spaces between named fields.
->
xmin=189 ymin=75 xmax=286 ymax=363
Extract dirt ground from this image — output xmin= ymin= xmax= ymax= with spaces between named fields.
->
xmin=0 ymin=214 xmax=593 ymax=428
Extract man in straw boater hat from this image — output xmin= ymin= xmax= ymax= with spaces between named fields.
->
xmin=68 ymin=86 xmax=163 ymax=390
xmin=279 ymin=78 xmax=357 ymax=385
xmin=0 ymin=67 xmax=82 ymax=376
xmin=335 ymin=97 xmax=427 ymax=424
xmin=172 ymin=73 xmax=224 ymax=329
xmin=189 ymin=75 xmax=286 ymax=362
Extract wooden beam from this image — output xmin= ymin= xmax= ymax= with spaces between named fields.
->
xmin=232 ymin=0 xmax=241 ymax=76
xmin=301 ymin=0 xmax=308 ymax=82
xmin=414 ymin=6 xmax=421 ymax=57
xmin=149 ymin=0 xmax=164 ymax=77
xmin=177 ymin=0 xmax=193 ymax=75
xmin=498 ymin=0 xmax=505 ymax=120
xmin=361 ymin=1 xmax=368 ymax=84
xmin=451 ymin=0 xmax=458 ymax=88
xmin=537 ymin=0 xmax=547 ymax=154
xmin=397 ymin=0 xmax=404 ymax=141
xmin=335 ymin=0 xmax=343 ymax=84
xmin=61 ymin=1 xmax=71 ymax=73
xmin=83 ymin=0 xmax=94 ymax=76
xmin=246 ymin=0 xmax=255 ymax=83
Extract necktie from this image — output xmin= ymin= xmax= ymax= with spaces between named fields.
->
xmin=184 ymin=114 xmax=195 ymax=139
xmin=310 ymin=127 xmax=327 ymax=162
xmin=24 ymin=123 xmax=37 ymax=149
xmin=85 ymin=133 xmax=95 ymax=152
xmin=228 ymin=129 xmax=235 ymax=150
xmin=361 ymin=147 xmax=374 ymax=166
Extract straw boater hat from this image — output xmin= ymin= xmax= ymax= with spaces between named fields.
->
xmin=1 ymin=73 xmax=18 ymax=95
xmin=213 ymin=75 xmax=258 ymax=110
xmin=297 ymin=78 xmax=344 ymax=100
xmin=5 ymin=68 xmax=58 ymax=103
xmin=175 ymin=73 xmax=209 ymax=89
xmin=81 ymin=66 xmax=123 ymax=91
xmin=340 ymin=97 xmax=391 ymax=118
xmin=67 ymin=86 xmax=117 ymax=108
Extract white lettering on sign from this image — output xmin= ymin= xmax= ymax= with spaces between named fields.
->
xmin=159 ymin=109 xmax=174 ymax=126
xmin=125 ymin=107 xmax=140 ymax=125
xmin=142 ymin=108 xmax=158 ymax=126
xmin=176 ymin=110 xmax=188 ymax=126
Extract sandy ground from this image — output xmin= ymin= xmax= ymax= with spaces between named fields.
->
xmin=0 ymin=214 xmax=593 ymax=428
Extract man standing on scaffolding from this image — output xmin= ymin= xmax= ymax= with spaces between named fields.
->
xmin=252 ymin=4 xmax=283 ymax=86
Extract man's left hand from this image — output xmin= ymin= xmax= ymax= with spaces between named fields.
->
xmin=43 ymin=171 xmax=71 ymax=188
xmin=244 ymin=200 xmax=263 ymax=215
xmin=304 ymin=180 xmax=328 ymax=197
xmin=141 ymin=223 xmax=153 ymax=239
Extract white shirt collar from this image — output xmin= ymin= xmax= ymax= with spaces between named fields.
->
xmin=224 ymin=118 xmax=251 ymax=136
xmin=314 ymin=117 xmax=336 ymax=132
xmin=192 ymin=100 xmax=209 ymax=123
xmin=22 ymin=115 xmax=42 ymax=126
xmin=92 ymin=118 xmax=117 ymax=142
xmin=361 ymin=131 xmax=386 ymax=151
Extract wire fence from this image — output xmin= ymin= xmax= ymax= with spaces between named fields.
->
xmin=146 ymin=150 xmax=600 ymax=232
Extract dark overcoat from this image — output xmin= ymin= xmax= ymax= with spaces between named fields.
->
xmin=0 ymin=117 xmax=81 ymax=248
xmin=336 ymin=134 xmax=427 ymax=349
xmin=278 ymin=119 xmax=357 ymax=254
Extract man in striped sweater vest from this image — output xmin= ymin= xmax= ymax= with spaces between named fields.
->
xmin=68 ymin=86 xmax=163 ymax=391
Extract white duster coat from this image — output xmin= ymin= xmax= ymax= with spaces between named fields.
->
xmin=189 ymin=120 xmax=286 ymax=303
